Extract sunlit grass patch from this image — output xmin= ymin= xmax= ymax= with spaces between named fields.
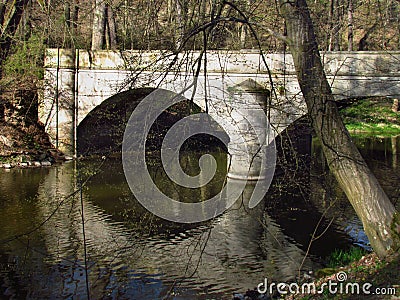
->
xmin=340 ymin=98 xmax=400 ymax=135
xmin=327 ymin=246 xmax=369 ymax=268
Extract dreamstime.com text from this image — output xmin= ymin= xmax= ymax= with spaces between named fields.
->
xmin=257 ymin=271 xmax=397 ymax=296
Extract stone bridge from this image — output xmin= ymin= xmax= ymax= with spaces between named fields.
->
xmin=42 ymin=49 xmax=400 ymax=168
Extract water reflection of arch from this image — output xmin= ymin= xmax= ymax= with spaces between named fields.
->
xmin=17 ymin=160 xmax=320 ymax=298
xmin=5 ymin=112 xmax=359 ymax=297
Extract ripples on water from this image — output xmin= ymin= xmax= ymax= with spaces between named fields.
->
xmin=0 ymin=135 xmax=398 ymax=299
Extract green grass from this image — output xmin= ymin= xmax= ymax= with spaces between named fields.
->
xmin=340 ymin=98 xmax=400 ymax=135
xmin=327 ymin=246 xmax=369 ymax=268
xmin=345 ymin=122 xmax=400 ymax=134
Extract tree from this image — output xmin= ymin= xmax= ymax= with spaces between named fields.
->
xmin=278 ymin=0 xmax=400 ymax=257
xmin=328 ymin=0 xmax=341 ymax=51
xmin=91 ymin=0 xmax=106 ymax=50
xmin=0 ymin=0 xmax=30 ymax=62
xmin=0 ymin=0 xmax=30 ymax=121
xmin=105 ymin=4 xmax=117 ymax=49
xmin=64 ymin=0 xmax=79 ymax=48
xmin=91 ymin=0 xmax=117 ymax=50
xmin=347 ymin=0 xmax=354 ymax=51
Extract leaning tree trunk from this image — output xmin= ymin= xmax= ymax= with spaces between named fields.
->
xmin=278 ymin=0 xmax=400 ymax=258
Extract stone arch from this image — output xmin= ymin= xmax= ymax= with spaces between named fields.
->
xmin=77 ymin=88 xmax=228 ymax=155
xmin=78 ymin=88 xmax=155 ymax=155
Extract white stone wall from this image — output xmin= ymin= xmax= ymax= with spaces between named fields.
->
xmin=42 ymin=49 xmax=400 ymax=156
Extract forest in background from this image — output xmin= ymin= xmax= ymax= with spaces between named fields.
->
xmin=1 ymin=0 xmax=400 ymax=129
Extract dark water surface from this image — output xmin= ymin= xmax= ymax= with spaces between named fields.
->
xmin=0 ymin=135 xmax=398 ymax=299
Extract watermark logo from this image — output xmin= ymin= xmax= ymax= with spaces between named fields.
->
xmin=257 ymin=271 xmax=397 ymax=296
xmin=336 ymin=271 xmax=348 ymax=282
xmin=122 ymin=87 xmax=276 ymax=223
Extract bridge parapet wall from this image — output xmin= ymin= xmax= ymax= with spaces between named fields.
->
xmin=44 ymin=49 xmax=400 ymax=76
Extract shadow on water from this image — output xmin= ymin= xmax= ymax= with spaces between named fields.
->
xmin=0 ymin=133 xmax=399 ymax=299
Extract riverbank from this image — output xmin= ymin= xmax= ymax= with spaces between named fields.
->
xmin=287 ymin=253 xmax=399 ymax=299
xmin=0 ymin=121 xmax=71 ymax=168
xmin=232 ymin=253 xmax=399 ymax=300
xmin=340 ymin=98 xmax=400 ymax=135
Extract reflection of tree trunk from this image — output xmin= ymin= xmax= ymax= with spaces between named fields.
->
xmin=392 ymin=136 xmax=398 ymax=168
xmin=278 ymin=0 xmax=400 ymax=258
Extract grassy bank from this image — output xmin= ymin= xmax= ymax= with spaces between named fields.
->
xmin=340 ymin=98 xmax=400 ymax=135
xmin=288 ymin=252 xmax=399 ymax=299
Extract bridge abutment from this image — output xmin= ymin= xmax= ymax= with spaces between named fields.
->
xmin=41 ymin=49 xmax=77 ymax=155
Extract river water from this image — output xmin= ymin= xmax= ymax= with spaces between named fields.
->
xmin=0 ymin=135 xmax=398 ymax=299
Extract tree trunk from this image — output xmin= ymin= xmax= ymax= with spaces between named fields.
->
xmin=105 ymin=4 xmax=117 ymax=50
xmin=398 ymin=6 xmax=400 ymax=49
xmin=65 ymin=2 xmax=72 ymax=48
xmin=278 ymin=0 xmax=400 ymax=258
xmin=175 ymin=0 xmax=187 ymax=50
xmin=239 ymin=0 xmax=253 ymax=49
xmin=71 ymin=0 xmax=79 ymax=42
xmin=282 ymin=21 xmax=288 ymax=52
xmin=328 ymin=0 xmax=334 ymax=51
xmin=328 ymin=0 xmax=341 ymax=51
xmin=91 ymin=0 xmax=106 ymax=50
xmin=0 ymin=1 xmax=6 ymax=31
xmin=358 ymin=24 xmax=377 ymax=51
xmin=347 ymin=0 xmax=353 ymax=51
xmin=65 ymin=2 xmax=71 ymax=28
